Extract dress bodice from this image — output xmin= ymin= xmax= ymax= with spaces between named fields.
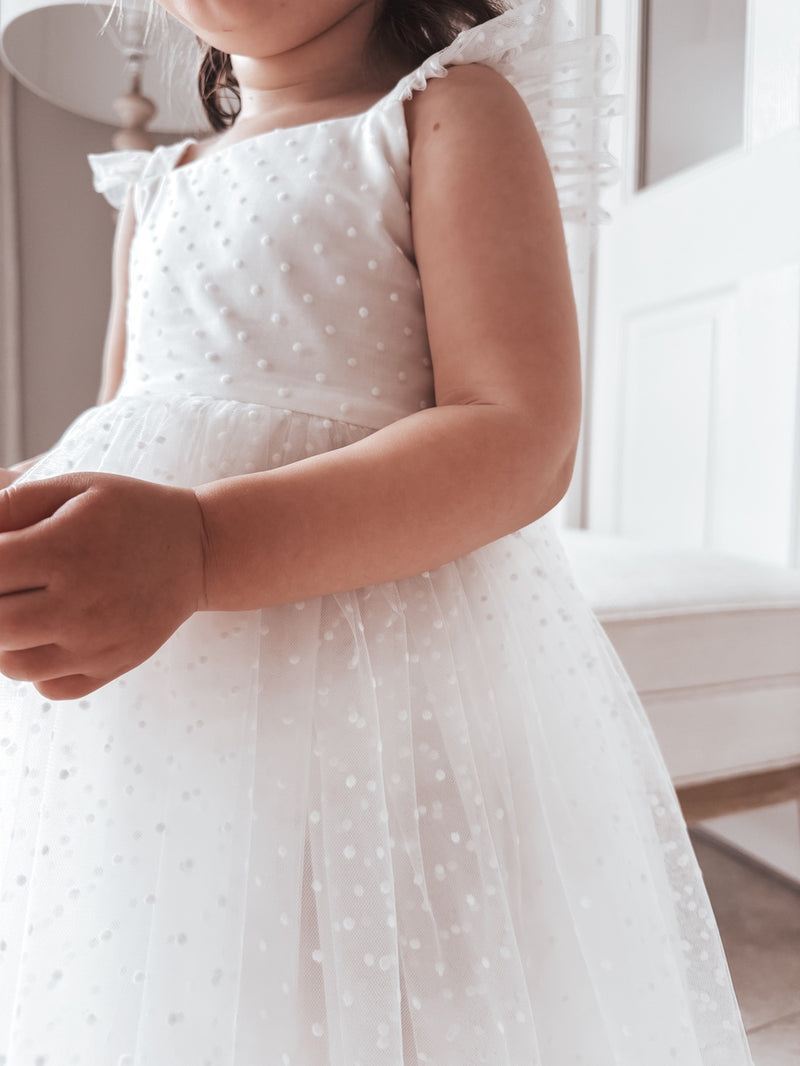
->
xmin=98 ymin=101 xmax=435 ymax=430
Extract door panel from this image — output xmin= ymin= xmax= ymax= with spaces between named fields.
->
xmin=587 ymin=0 xmax=800 ymax=566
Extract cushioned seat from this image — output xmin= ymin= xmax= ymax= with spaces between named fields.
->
xmin=560 ymin=530 xmax=800 ymax=821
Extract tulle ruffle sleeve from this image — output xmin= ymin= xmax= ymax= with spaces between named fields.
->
xmin=88 ymin=138 xmax=194 ymax=210
xmin=391 ymin=0 xmax=621 ymax=254
xmin=88 ymin=148 xmax=152 ymax=210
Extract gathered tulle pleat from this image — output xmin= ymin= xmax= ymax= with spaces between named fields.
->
xmin=0 ymin=396 xmax=752 ymax=1065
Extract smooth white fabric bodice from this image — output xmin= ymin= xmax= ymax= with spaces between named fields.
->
xmin=108 ymin=100 xmax=435 ymax=431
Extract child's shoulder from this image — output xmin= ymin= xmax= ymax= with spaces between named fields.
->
xmin=412 ymin=60 xmax=517 ymax=97
xmin=404 ymin=62 xmax=539 ymax=154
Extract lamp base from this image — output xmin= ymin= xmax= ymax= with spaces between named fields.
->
xmin=112 ymin=83 xmax=156 ymax=151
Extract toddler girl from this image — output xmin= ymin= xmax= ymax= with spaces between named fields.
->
xmin=0 ymin=1 xmax=754 ymax=1063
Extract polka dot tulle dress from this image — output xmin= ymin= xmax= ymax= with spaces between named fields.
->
xmin=0 ymin=3 xmax=755 ymax=1064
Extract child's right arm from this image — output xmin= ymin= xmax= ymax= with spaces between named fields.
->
xmin=97 ymin=188 xmax=136 ymax=404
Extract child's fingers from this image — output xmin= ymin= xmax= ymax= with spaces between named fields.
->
xmin=0 ymin=588 xmax=57 ymax=650
xmin=0 ymin=533 xmax=50 ymax=597
xmin=0 ymin=629 xmax=117 ymax=698
xmin=36 ymin=673 xmax=101 ymax=702
xmin=0 ymin=474 xmax=88 ymax=533
xmin=0 ymin=643 xmax=75 ymax=684
xmin=0 ymin=478 xmax=87 ymax=599
xmin=0 ymin=622 xmax=115 ymax=697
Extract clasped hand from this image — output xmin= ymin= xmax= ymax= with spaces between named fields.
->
xmin=0 ymin=473 xmax=208 ymax=700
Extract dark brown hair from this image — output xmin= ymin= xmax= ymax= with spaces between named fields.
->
xmin=198 ymin=0 xmax=508 ymax=132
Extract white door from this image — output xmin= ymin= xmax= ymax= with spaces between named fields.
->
xmin=586 ymin=0 xmax=800 ymax=567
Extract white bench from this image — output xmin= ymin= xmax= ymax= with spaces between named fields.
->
xmin=561 ymin=530 xmax=800 ymax=824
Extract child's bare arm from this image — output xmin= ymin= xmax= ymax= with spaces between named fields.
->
xmin=196 ymin=65 xmax=581 ymax=607
xmin=0 ymin=66 xmax=581 ymax=699
xmin=97 ymin=188 xmax=136 ymax=404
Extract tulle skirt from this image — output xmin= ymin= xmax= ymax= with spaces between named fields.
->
xmin=0 ymin=394 xmax=753 ymax=1065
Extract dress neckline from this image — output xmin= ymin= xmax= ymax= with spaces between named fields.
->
xmin=167 ymin=78 xmax=411 ymax=179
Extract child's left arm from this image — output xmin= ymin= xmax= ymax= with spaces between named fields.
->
xmin=0 ymin=65 xmax=582 ymax=700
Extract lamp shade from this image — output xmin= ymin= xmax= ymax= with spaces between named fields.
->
xmin=0 ymin=0 xmax=208 ymax=132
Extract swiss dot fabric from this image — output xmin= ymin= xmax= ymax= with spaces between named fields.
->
xmin=0 ymin=3 xmax=753 ymax=1065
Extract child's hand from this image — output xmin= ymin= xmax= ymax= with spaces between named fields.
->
xmin=0 ymin=468 xmax=18 ymax=490
xmin=0 ymin=473 xmax=207 ymax=700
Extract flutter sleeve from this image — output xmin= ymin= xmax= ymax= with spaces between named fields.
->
xmin=87 ymin=138 xmax=195 ymax=211
xmin=87 ymin=148 xmax=154 ymax=210
xmin=390 ymin=0 xmax=622 ymax=266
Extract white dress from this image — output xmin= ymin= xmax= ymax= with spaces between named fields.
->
xmin=0 ymin=3 xmax=755 ymax=1064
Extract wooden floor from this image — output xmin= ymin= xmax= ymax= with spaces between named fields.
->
xmin=691 ymin=829 xmax=800 ymax=1065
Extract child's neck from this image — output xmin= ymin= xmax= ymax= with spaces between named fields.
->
xmin=228 ymin=3 xmax=407 ymax=133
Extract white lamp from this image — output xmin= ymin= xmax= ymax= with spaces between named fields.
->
xmin=0 ymin=0 xmax=208 ymax=141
